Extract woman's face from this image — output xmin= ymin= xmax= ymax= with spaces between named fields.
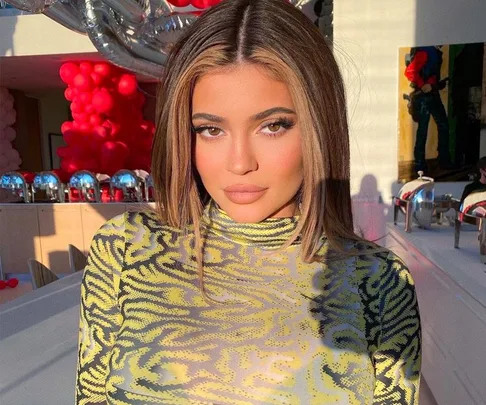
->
xmin=192 ymin=63 xmax=303 ymax=223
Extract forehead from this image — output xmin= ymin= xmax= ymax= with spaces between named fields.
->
xmin=191 ymin=63 xmax=295 ymax=114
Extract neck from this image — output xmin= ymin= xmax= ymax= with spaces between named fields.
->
xmin=201 ymin=200 xmax=300 ymax=248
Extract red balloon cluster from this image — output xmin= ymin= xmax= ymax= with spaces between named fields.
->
xmin=58 ymin=61 xmax=154 ymax=176
xmin=167 ymin=0 xmax=222 ymax=8
xmin=0 ymin=278 xmax=19 ymax=289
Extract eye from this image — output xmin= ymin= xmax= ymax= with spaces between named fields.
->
xmin=267 ymin=123 xmax=282 ymax=132
xmin=194 ymin=126 xmax=223 ymax=137
xmin=260 ymin=118 xmax=295 ymax=136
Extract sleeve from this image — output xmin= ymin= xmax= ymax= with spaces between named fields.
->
xmin=372 ymin=252 xmax=422 ymax=405
xmin=75 ymin=214 xmax=126 ymax=405
xmin=404 ymin=50 xmax=427 ymax=89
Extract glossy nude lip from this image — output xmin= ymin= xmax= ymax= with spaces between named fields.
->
xmin=223 ymin=184 xmax=268 ymax=204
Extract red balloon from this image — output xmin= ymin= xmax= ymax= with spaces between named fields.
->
xmin=71 ymin=143 xmax=90 ymax=158
xmin=137 ymin=92 xmax=146 ymax=107
xmin=76 ymin=112 xmax=90 ymax=123
xmin=73 ymin=73 xmax=94 ymax=91
xmin=60 ymin=62 xmax=79 ymax=85
xmin=140 ymin=136 xmax=153 ymax=151
xmin=191 ymin=0 xmax=220 ymax=8
xmin=7 ymin=278 xmax=19 ymax=288
xmin=78 ymin=122 xmax=92 ymax=132
xmin=101 ymin=141 xmax=117 ymax=154
xmin=118 ymin=74 xmax=138 ymax=96
xmin=61 ymin=121 xmax=74 ymax=134
xmin=92 ymin=91 xmax=114 ymax=113
xmin=56 ymin=146 xmax=70 ymax=158
xmin=102 ymin=119 xmax=120 ymax=137
xmin=51 ymin=169 xmax=70 ymax=183
xmin=90 ymin=72 xmax=103 ymax=86
xmin=89 ymin=114 xmax=102 ymax=126
xmin=70 ymin=101 xmax=84 ymax=114
xmin=84 ymin=104 xmax=95 ymax=114
xmin=116 ymin=141 xmax=130 ymax=159
xmin=93 ymin=125 xmax=109 ymax=144
xmin=0 ymin=280 xmax=6 ymax=290
xmin=79 ymin=92 xmax=92 ymax=105
xmin=61 ymin=158 xmax=81 ymax=174
xmin=79 ymin=62 xmax=93 ymax=74
xmin=63 ymin=130 xmax=80 ymax=145
xmin=64 ymin=88 xmax=74 ymax=101
xmin=93 ymin=63 xmax=111 ymax=77
xmin=168 ymin=0 xmax=191 ymax=6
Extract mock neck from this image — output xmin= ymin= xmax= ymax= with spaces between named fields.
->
xmin=201 ymin=200 xmax=300 ymax=248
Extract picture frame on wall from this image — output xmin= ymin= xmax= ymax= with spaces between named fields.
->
xmin=48 ymin=133 xmax=66 ymax=170
xmin=398 ymin=42 xmax=486 ymax=182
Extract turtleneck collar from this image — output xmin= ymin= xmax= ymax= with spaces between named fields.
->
xmin=201 ymin=200 xmax=300 ymax=248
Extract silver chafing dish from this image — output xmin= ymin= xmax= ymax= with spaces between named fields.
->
xmin=0 ymin=171 xmax=32 ymax=203
xmin=454 ymin=190 xmax=486 ymax=263
xmin=393 ymin=171 xmax=435 ymax=232
xmin=110 ymin=169 xmax=143 ymax=202
xmin=32 ymin=171 xmax=66 ymax=203
xmin=69 ymin=171 xmax=100 ymax=202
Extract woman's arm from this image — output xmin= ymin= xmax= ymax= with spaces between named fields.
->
xmin=372 ymin=252 xmax=422 ymax=405
xmin=75 ymin=214 xmax=126 ymax=405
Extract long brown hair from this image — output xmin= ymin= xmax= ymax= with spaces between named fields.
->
xmin=152 ymin=0 xmax=367 ymax=294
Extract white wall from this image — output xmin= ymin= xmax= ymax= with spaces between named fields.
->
xmin=335 ymin=0 xmax=486 ymax=196
xmin=0 ymin=14 xmax=95 ymax=57
xmin=335 ymin=0 xmax=486 ymax=239
xmin=334 ymin=1 xmax=486 ymax=402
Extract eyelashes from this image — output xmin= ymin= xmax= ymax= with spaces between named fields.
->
xmin=192 ymin=117 xmax=296 ymax=139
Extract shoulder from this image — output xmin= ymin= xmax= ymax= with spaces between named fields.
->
xmin=353 ymin=242 xmax=415 ymax=289
xmin=90 ymin=209 xmax=168 ymax=250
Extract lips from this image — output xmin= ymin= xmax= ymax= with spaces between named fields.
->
xmin=223 ymin=184 xmax=268 ymax=204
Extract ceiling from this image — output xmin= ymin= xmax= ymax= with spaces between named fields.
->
xmin=0 ymin=52 xmax=157 ymax=95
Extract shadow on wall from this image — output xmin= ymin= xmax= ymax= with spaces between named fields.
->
xmin=0 ymin=12 xmax=16 ymax=57
xmin=352 ymin=174 xmax=390 ymax=243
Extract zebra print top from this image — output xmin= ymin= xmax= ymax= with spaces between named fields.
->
xmin=75 ymin=203 xmax=421 ymax=405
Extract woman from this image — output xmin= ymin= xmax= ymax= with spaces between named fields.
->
xmin=75 ymin=0 xmax=421 ymax=404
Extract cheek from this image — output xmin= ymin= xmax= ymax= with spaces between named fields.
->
xmin=262 ymin=139 xmax=303 ymax=179
xmin=194 ymin=141 xmax=222 ymax=182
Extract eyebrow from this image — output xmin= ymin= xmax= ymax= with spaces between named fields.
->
xmin=191 ymin=107 xmax=296 ymax=123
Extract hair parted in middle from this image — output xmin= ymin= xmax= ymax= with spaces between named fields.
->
xmin=152 ymin=0 xmax=368 ymax=294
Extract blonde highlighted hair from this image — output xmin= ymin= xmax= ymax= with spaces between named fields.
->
xmin=152 ymin=0 xmax=369 ymax=295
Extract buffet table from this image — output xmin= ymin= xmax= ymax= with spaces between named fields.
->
xmin=0 ymin=202 xmax=154 ymax=276
xmin=0 ymin=271 xmax=83 ymax=405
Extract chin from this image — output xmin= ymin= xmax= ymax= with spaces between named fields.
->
xmin=222 ymin=204 xmax=270 ymax=223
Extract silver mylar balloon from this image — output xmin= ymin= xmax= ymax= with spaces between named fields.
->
xmin=0 ymin=171 xmax=31 ymax=203
xmin=110 ymin=169 xmax=143 ymax=202
xmin=6 ymin=0 xmax=315 ymax=77
xmin=32 ymin=171 xmax=66 ymax=202
xmin=69 ymin=170 xmax=100 ymax=202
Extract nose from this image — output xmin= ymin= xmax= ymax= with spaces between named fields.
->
xmin=225 ymin=135 xmax=258 ymax=175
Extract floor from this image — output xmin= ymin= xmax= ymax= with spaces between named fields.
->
xmin=387 ymin=221 xmax=486 ymax=405
xmin=0 ymin=280 xmax=32 ymax=306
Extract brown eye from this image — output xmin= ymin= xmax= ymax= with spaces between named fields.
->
xmin=267 ymin=123 xmax=281 ymax=132
xmin=207 ymin=127 xmax=221 ymax=136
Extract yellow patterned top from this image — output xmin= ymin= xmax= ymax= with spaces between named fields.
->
xmin=75 ymin=203 xmax=421 ymax=404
